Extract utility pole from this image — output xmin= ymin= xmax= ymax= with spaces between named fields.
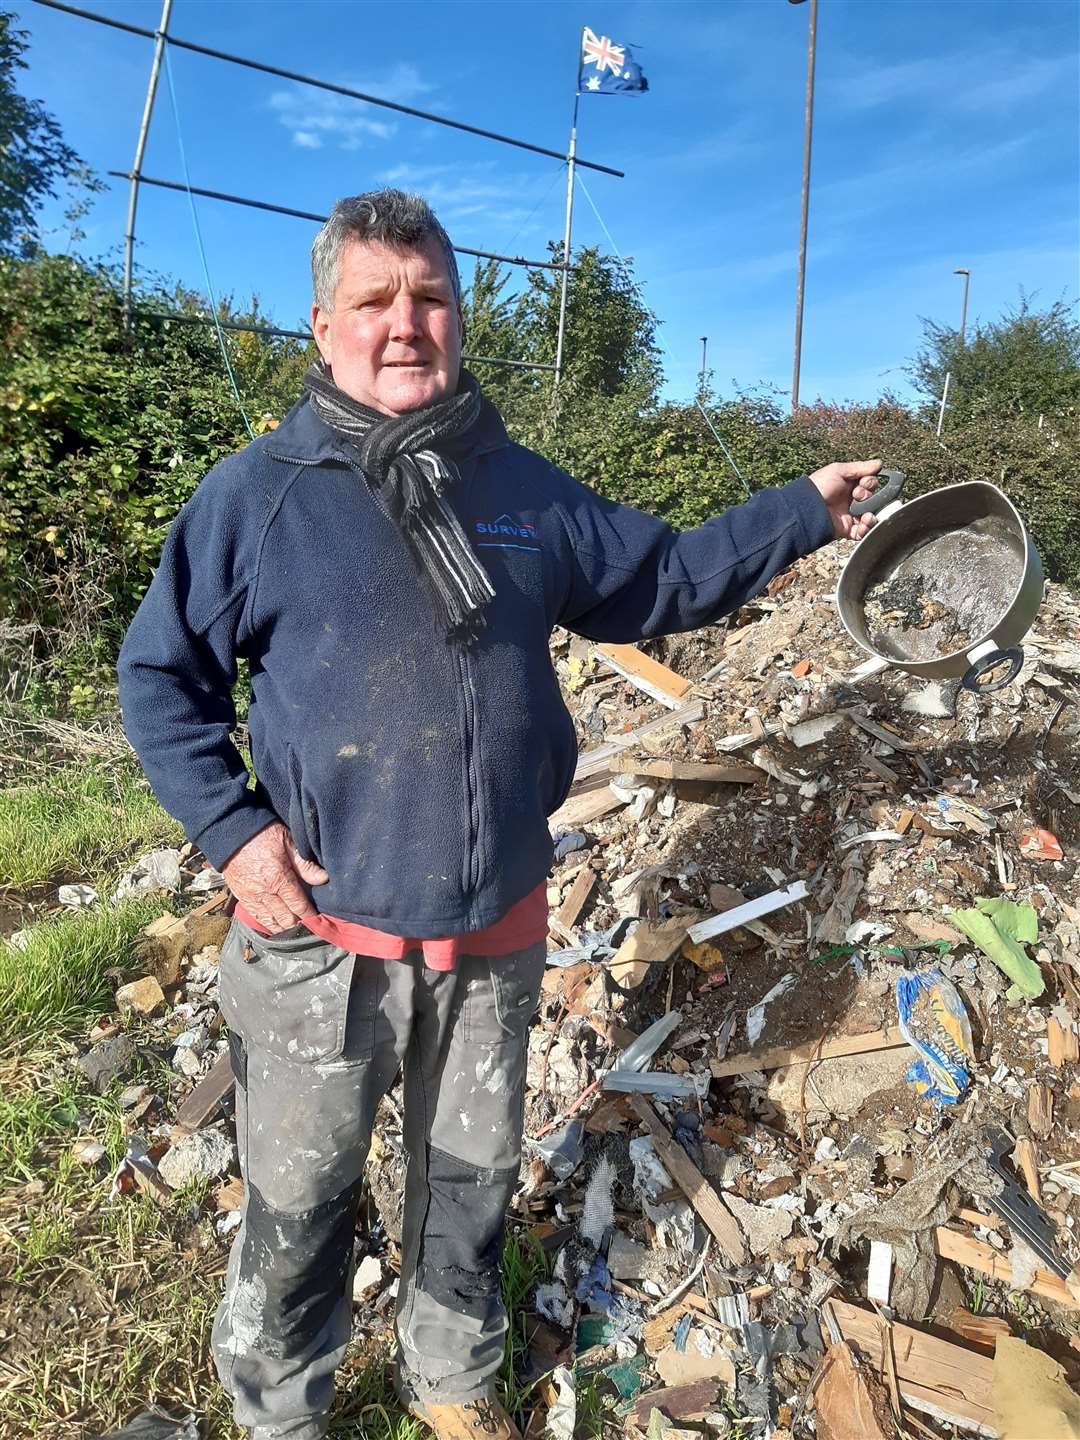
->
xmin=789 ymin=0 xmax=818 ymax=411
xmin=123 ymin=0 xmax=173 ymax=330
xmin=698 ymin=336 xmax=708 ymax=394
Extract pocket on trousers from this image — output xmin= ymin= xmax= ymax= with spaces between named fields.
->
xmin=219 ymin=919 xmax=364 ymax=1064
xmin=463 ymin=943 xmax=546 ymax=1047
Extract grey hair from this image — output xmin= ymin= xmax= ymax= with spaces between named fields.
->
xmin=310 ymin=188 xmax=461 ymax=311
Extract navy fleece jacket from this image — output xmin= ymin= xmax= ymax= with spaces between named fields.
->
xmin=117 ymin=395 xmax=834 ymax=937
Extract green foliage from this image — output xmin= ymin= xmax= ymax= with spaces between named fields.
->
xmin=0 ymin=250 xmax=313 ymax=642
xmin=909 ymin=296 xmax=1080 ymax=422
xmin=0 ymin=9 xmax=83 ymax=255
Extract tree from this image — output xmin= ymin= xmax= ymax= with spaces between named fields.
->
xmin=0 ymin=9 xmax=85 ymax=255
xmin=518 ymin=244 xmax=663 ymax=404
xmin=909 ymin=296 xmax=1080 ymax=422
xmin=460 ymin=257 xmax=528 ymax=411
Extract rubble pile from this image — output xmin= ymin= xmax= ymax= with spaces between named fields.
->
xmin=69 ymin=543 xmax=1080 ymax=1436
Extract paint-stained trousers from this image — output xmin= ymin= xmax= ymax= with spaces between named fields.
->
xmin=210 ymin=920 xmax=546 ymax=1439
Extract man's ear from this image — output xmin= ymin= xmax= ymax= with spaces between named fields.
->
xmin=311 ymin=303 xmax=332 ymax=365
xmin=457 ymin=301 xmax=466 ymax=349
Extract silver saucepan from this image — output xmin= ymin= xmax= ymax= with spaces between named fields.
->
xmin=836 ymin=469 xmax=1044 ymax=694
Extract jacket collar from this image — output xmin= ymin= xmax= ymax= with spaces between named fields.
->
xmin=265 ymin=391 xmax=511 ymax=468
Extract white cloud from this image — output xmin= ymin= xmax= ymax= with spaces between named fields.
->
xmin=268 ymin=63 xmax=441 ymax=151
xmin=833 ymin=49 xmax=1077 ymax=117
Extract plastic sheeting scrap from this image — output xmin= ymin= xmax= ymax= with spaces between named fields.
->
xmin=552 ymin=830 xmax=588 ymax=863
xmin=534 ymin=1122 xmax=585 ymax=1181
xmin=614 ymin=1010 xmax=682 ymax=1073
xmin=97 ymin=1411 xmax=200 ymax=1440
xmin=544 ymin=917 xmax=637 ymax=967
xmin=58 ymin=882 xmax=99 ymax=909
xmin=546 ymin=1365 xmax=576 ymax=1440
xmin=113 ymin=848 xmax=183 ymax=899
xmin=603 ymin=1070 xmax=708 ymax=1100
xmin=950 ymin=897 xmax=1044 ymax=1000
xmin=896 ymin=969 xmax=974 ymax=1105
xmin=746 ymin=972 xmax=798 ymax=1046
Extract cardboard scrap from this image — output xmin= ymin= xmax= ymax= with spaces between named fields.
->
xmin=655 ymin=1342 xmax=736 ymax=1388
xmin=993 ymin=1335 xmax=1080 ymax=1439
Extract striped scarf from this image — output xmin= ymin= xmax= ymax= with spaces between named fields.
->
xmin=303 ymin=360 xmax=495 ymax=642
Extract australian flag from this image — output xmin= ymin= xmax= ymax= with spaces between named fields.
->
xmin=579 ymin=27 xmax=649 ymax=95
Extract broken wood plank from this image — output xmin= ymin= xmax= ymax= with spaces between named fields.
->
xmin=607 ymin=757 xmax=763 ymax=785
xmin=595 ymin=643 xmax=691 ymax=708
xmin=630 ymin=1379 xmax=721 ymax=1427
xmin=1048 ymin=1015 xmax=1080 ymax=1066
xmin=934 ymin=1227 xmax=1080 ymax=1311
xmin=946 ymin=1307 xmax=1010 ymax=1353
xmin=845 ymin=710 xmax=918 ymax=752
xmin=607 ymin=918 xmax=690 ymax=989
xmin=861 ymin=753 xmax=902 ymax=785
xmin=1029 ymin=1081 xmax=1054 ymax=1139
xmin=814 ymin=1340 xmax=897 ymax=1440
xmin=1015 ymin=1135 xmax=1042 ymax=1204
xmin=829 ymin=1299 xmax=993 ymax=1433
xmin=709 ymin=1026 xmax=906 ymax=1079
xmin=554 ymin=865 xmax=597 ymax=933
xmin=172 ymin=1050 xmax=235 ymax=1136
xmin=686 ymin=881 xmax=809 ymax=944
xmin=571 ymin=701 xmax=706 ymax=786
xmin=629 ymin=1095 xmax=748 ymax=1264
xmin=549 ymin=784 xmax=624 ymax=831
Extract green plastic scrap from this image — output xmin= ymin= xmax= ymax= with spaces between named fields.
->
xmin=601 ymin=1353 xmax=650 ymax=1402
xmin=949 ymin=897 xmax=1044 ymax=1000
xmin=646 ymin=1408 xmax=672 ymax=1440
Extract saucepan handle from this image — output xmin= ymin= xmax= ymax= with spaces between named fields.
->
xmin=961 ymin=646 xmax=1024 ymax=694
xmin=850 ymin=467 xmax=905 ymax=517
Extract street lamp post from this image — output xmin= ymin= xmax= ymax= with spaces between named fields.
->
xmin=937 ymin=268 xmax=971 ymax=438
xmin=954 ymin=267 xmax=970 ymax=345
xmin=788 ymin=0 xmax=818 ymax=411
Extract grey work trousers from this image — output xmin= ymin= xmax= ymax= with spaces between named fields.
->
xmin=210 ymin=920 xmax=546 ymax=1437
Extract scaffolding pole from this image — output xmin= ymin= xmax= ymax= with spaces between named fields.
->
xmin=34 ymin=0 xmax=623 ymax=177
xmin=554 ymin=40 xmax=583 ymax=389
xmin=108 ymin=171 xmax=569 ymax=274
xmin=122 ymin=0 xmax=171 ymax=328
xmin=134 ymin=309 xmax=557 ymax=370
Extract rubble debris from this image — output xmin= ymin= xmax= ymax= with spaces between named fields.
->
xmin=97 ymin=1408 xmax=200 ymax=1439
xmin=156 ymin=1129 xmax=235 ymax=1190
xmin=172 ymin=1051 xmax=234 ymax=1135
xmin=115 ymin=976 xmax=166 ymax=1018
xmin=76 ymin=1034 xmax=136 ymax=1094
xmin=629 ymin=1097 xmax=747 ymax=1265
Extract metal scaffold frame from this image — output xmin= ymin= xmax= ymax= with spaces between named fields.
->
xmin=33 ymin=0 xmax=626 ymax=378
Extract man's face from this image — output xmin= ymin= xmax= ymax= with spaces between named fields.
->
xmin=310 ymin=235 xmax=462 ymax=416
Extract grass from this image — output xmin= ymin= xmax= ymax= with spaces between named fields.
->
xmin=0 ymin=761 xmax=181 ymax=890
xmin=0 ymin=896 xmax=168 ymax=1053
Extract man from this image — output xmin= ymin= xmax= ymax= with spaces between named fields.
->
xmin=118 ymin=188 xmax=879 ymax=1440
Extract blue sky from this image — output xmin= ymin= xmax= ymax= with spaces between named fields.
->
xmin=13 ymin=0 xmax=1080 ymax=405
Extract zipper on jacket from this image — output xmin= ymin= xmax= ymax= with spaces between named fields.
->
xmin=457 ymin=646 xmax=484 ymax=900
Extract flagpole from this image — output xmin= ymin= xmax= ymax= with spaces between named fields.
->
xmin=553 ymin=37 xmax=581 ymax=389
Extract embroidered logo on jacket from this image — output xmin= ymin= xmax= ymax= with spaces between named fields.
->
xmin=474 ymin=514 xmax=541 ymax=552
